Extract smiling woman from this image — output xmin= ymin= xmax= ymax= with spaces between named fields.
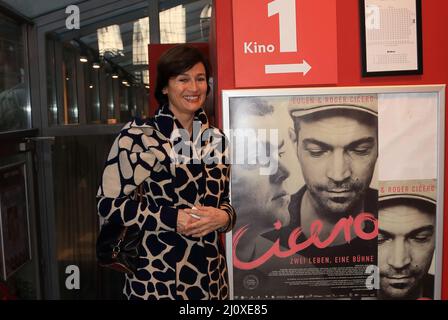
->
xmin=97 ymin=44 xmax=236 ymax=300
xmin=161 ymin=62 xmax=208 ymax=133
xmin=155 ymin=45 xmax=211 ymax=117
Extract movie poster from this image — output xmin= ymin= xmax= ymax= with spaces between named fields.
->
xmin=0 ymin=162 xmax=31 ymax=280
xmin=224 ymin=87 xmax=443 ymax=300
xmin=227 ymin=93 xmax=379 ymax=299
xmin=378 ymin=179 xmax=436 ymax=300
xmin=377 ymin=91 xmax=440 ymax=300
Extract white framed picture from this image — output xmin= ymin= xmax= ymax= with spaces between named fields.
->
xmin=0 ymin=161 xmax=32 ymax=280
xmin=223 ymin=85 xmax=445 ymax=300
xmin=360 ymin=0 xmax=423 ymax=76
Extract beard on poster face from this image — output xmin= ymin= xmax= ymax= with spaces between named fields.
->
xmin=379 ymin=268 xmax=422 ymax=299
xmin=306 ymin=178 xmax=368 ymax=219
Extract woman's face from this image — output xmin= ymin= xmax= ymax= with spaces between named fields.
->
xmin=163 ymin=62 xmax=208 ymax=117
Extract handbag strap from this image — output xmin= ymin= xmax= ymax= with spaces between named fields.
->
xmin=137 ymin=184 xmax=144 ymax=202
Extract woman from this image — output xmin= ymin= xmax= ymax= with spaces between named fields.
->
xmin=97 ymin=45 xmax=236 ymax=300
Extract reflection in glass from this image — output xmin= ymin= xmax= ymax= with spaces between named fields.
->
xmin=160 ymin=5 xmax=186 ymax=43
xmin=200 ymin=2 xmax=212 ymax=40
xmin=133 ymin=17 xmax=150 ymax=65
xmin=97 ymin=25 xmax=124 ymax=58
xmin=0 ymin=13 xmax=30 ymax=132
xmin=62 ymin=47 xmax=79 ymax=124
xmin=141 ymin=70 xmax=149 ymax=86
xmin=106 ymin=74 xmax=115 ymax=121
xmin=84 ymin=63 xmax=100 ymax=124
xmin=47 ymin=37 xmax=58 ymax=126
xmin=119 ymin=83 xmax=130 ymax=122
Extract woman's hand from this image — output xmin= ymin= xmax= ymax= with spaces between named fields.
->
xmin=177 ymin=209 xmax=200 ymax=234
xmin=181 ymin=205 xmax=229 ymax=238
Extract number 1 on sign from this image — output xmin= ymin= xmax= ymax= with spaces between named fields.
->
xmin=265 ymin=0 xmax=311 ymax=75
xmin=268 ymin=0 xmax=297 ymax=53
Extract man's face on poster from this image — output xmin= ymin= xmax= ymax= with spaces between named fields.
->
xmin=233 ymin=113 xmax=300 ymax=228
xmin=295 ymin=110 xmax=378 ymax=216
xmin=378 ymin=202 xmax=436 ymax=299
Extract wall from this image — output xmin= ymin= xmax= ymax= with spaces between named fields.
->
xmin=212 ymin=0 xmax=448 ymax=298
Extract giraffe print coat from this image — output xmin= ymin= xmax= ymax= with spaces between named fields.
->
xmin=97 ymin=105 xmax=235 ymax=299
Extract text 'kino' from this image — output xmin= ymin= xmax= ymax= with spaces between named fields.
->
xmin=244 ymin=42 xmax=275 ymax=54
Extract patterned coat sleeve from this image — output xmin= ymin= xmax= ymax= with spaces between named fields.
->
xmin=96 ymin=123 xmax=178 ymax=232
xmin=215 ymin=128 xmax=236 ymax=233
xmin=218 ymin=164 xmax=236 ymax=233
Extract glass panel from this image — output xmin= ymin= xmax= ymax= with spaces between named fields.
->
xmin=46 ymin=38 xmax=58 ymax=126
xmin=62 ymin=47 xmax=79 ymax=124
xmin=0 ymin=13 xmax=30 ymax=132
xmin=160 ymin=5 xmax=186 ymax=43
xmin=199 ymin=2 xmax=212 ymax=40
xmin=133 ymin=17 xmax=150 ymax=65
xmin=128 ymin=86 xmax=137 ymax=118
xmin=159 ymin=0 xmax=213 ymax=43
xmin=185 ymin=0 xmax=212 ymax=42
xmin=97 ymin=25 xmax=124 ymax=58
xmin=106 ymin=74 xmax=115 ymax=122
xmin=119 ymin=82 xmax=130 ymax=122
xmin=85 ymin=63 xmax=101 ymax=124
xmin=134 ymin=85 xmax=149 ymax=119
xmin=75 ymin=15 xmax=150 ymax=125
xmin=52 ymin=135 xmax=123 ymax=299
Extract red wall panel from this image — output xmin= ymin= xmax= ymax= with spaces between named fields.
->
xmin=212 ymin=0 xmax=448 ymax=298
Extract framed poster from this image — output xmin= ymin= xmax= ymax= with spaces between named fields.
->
xmin=0 ymin=162 xmax=32 ymax=280
xmin=360 ymin=0 xmax=423 ymax=76
xmin=223 ymin=85 xmax=445 ymax=300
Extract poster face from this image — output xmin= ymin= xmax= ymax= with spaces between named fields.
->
xmin=378 ymin=179 xmax=436 ymax=300
xmin=223 ymin=86 xmax=444 ymax=300
xmin=377 ymin=91 xmax=440 ymax=300
xmin=0 ymin=162 xmax=31 ymax=280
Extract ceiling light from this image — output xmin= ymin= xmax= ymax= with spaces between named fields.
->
xmin=79 ymin=56 xmax=88 ymax=63
xmin=92 ymin=62 xmax=101 ymax=69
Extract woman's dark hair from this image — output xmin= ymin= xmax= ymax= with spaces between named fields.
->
xmin=155 ymin=44 xmax=211 ymax=106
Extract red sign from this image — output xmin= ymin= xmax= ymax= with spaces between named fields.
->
xmin=232 ymin=0 xmax=338 ymax=87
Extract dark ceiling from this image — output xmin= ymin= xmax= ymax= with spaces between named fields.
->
xmin=0 ymin=0 xmax=211 ymax=85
